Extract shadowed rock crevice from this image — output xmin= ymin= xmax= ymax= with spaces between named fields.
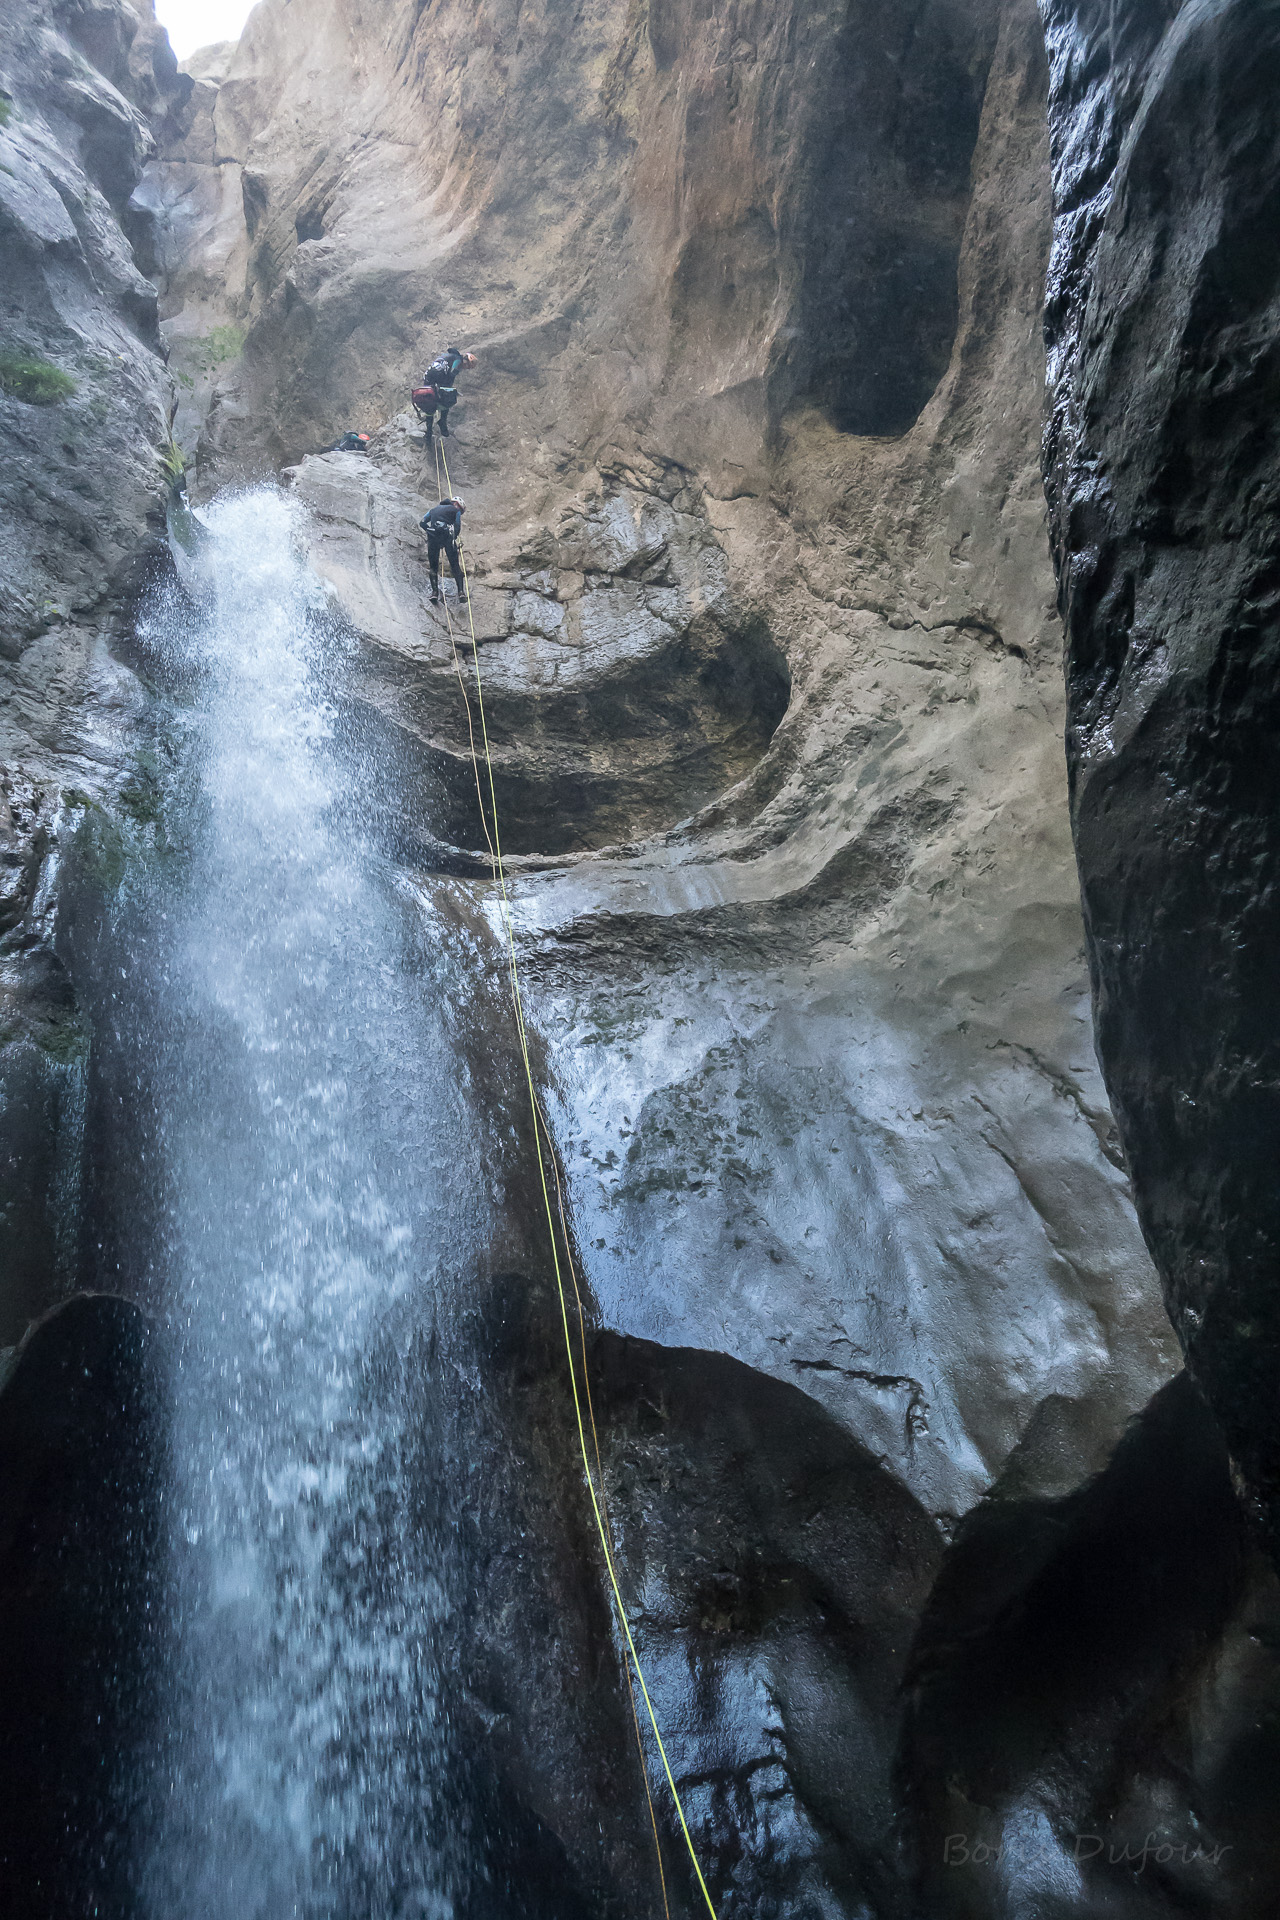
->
xmin=900 ymin=1371 xmax=1280 ymax=1917
xmin=781 ymin=0 xmax=1002 ymax=436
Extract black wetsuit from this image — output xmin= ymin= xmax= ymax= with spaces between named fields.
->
xmin=420 ymin=502 xmax=465 ymax=597
xmin=417 ymin=349 xmax=467 ymax=438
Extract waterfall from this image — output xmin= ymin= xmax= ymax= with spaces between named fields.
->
xmin=102 ymin=489 xmax=482 ymax=1918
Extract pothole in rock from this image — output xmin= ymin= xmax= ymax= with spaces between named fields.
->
xmin=360 ymin=611 xmax=791 ymax=861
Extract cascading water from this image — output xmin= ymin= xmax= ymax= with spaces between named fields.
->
xmin=84 ymin=488 xmax=496 ymax=1918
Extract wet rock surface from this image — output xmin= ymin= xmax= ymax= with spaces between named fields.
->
xmin=131 ymin=0 xmax=1210 ymax=1910
xmin=2 ymin=0 xmax=1279 ymax=1911
xmin=589 ymin=1331 xmax=944 ymax=1916
xmin=905 ymin=1369 xmax=1280 ymax=1917
xmin=0 ymin=0 xmax=181 ymax=1340
xmin=136 ymin=0 xmax=1194 ymax=1905
xmin=1040 ymin=0 xmax=1280 ymax=1558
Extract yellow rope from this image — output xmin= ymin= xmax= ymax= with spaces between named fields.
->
xmin=533 ymin=1079 xmax=673 ymax=1920
xmin=432 ymin=437 xmax=715 ymax=1919
xmin=428 ymin=440 xmax=671 ymax=1916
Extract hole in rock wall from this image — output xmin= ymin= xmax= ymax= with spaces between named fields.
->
xmin=371 ymin=613 xmax=791 ymax=861
xmin=472 ymin=616 xmax=790 ymax=858
xmin=786 ymin=0 xmax=1001 ymax=437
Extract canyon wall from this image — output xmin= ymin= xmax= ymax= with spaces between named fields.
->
xmin=3 ymin=0 xmax=1279 ymax=1911
xmin=0 ymin=0 xmax=183 ymax=1339
xmin=1041 ymin=0 xmax=1280 ymax=1568
xmin=139 ymin=0 xmax=1201 ymax=1909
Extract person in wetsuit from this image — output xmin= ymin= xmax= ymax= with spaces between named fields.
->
xmin=411 ymin=347 xmax=477 ymax=444
xmin=420 ymin=497 xmax=466 ymax=604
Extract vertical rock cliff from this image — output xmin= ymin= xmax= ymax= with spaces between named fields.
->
xmin=1040 ymin=0 xmax=1280 ymax=1572
xmin=0 ymin=0 xmax=183 ymax=1337
xmin=136 ymin=0 xmax=1196 ymax=1908
xmin=2 ymin=0 xmax=1278 ymax=1911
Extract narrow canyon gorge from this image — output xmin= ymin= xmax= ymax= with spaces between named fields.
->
xmin=1 ymin=0 xmax=1278 ymax=1913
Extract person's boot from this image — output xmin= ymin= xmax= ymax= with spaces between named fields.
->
xmin=430 ymin=585 xmax=441 ymax=605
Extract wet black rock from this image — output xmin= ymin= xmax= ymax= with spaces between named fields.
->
xmin=1040 ymin=0 xmax=1280 ymax=1554
xmin=0 ymin=1293 xmax=169 ymax=1918
xmin=902 ymin=1371 xmax=1280 ymax=1916
xmin=590 ymin=1333 xmax=943 ymax=1917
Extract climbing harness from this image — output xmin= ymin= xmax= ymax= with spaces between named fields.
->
xmin=430 ymin=437 xmax=718 ymax=1920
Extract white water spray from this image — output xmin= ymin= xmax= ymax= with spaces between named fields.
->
xmin=134 ymin=490 xmax=476 ymax=1919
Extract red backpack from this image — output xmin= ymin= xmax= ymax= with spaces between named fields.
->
xmin=411 ymin=385 xmax=439 ymax=414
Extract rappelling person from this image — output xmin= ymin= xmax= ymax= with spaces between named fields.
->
xmin=420 ymin=497 xmax=467 ymax=605
xmin=323 ymin=430 xmax=371 ymax=453
xmin=411 ymin=347 xmax=477 ymax=444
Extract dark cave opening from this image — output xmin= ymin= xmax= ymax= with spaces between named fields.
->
xmin=786 ymin=0 xmax=1002 ymax=437
xmin=354 ymin=611 xmax=792 ymax=864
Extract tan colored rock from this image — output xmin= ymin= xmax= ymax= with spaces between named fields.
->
xmin=137 ymin=0 xmax=1186 ymax=1901
xmin=147 ymin=0 xmax=1175 ymax=1497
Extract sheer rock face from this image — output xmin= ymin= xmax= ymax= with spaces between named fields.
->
xmin=10 ymin=0 xmax=1277 ymax=1909
xmin=0 ymin=0 xmax=178 ymax=658
xmin=1040 ymin=0 xmax=1280 ymax=1556
xmin=133 ymin=2 xmax=1202 ymax=1909
xmin=144 ymin=0 xmax=1177 ymax=1509
xmin=0 ymin=0 xmax=182 ymax=1342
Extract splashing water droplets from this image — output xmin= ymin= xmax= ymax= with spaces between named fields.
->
xmin=131 ymin=487 xmax=467 ymax=1919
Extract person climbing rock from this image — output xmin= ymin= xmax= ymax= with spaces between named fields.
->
xmin=420 ymin=497 xmax=467 ymax=604
xmin=425 ymin=346 xmax=477 ymax=387
xmin=323 ymin=431 xmax=371 ymax=453
xmin=411 ymin=348 xmax=477 ymax=444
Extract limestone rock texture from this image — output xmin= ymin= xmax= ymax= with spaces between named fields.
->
xmin=3 ymin=0 xmax=1276 ymax=1907
xmin=0 ymin=0 xmax=182 ymax=1341
xmin=1040 ymin=0 xmax=1280 ymax=1579
xmin=138 ymin=0 xmax=1231 ymax=1910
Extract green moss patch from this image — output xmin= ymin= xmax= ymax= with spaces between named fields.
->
xmin=118 ymin=772 xmax=163 ymax=827
xmin=0 ymin=354 xmax=77 ymax=405
xmin=196 ymin=324 xmax=245 ymax=373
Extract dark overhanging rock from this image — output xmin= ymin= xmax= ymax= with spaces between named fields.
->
xmin=1040 ymin=0 xmax=1280 ymax=1556
xmin=586 ymin=1329 xmax=945 ymax=1916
